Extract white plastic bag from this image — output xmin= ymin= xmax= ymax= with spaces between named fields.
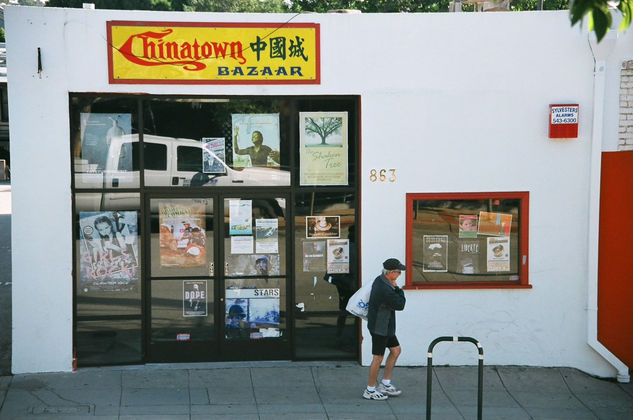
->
xmin=346 ymin=280 xmax=373 ymax=321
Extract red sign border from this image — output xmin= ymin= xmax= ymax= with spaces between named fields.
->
xmin=549 ymin=103 xmax=579 ymax=139
xmin=107 ymin=20 xmax=321 ymax=85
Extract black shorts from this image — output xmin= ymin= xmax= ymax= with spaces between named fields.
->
xmin=371 ymin=334 xmax=400 ymax=356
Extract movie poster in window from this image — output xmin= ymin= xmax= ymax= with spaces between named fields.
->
xmin=299 ymin=111 xmax=348 ymax=185
xmin=78 ymin=113 xmax=132 ymax=173
xmin=78 ymin=211 xmax=138 ymax=292
xmin=202 ymin=137 xmax=226 ymax=174
xmin=456 ymin=239 xmax=481 ymax=274
xmin=226 ymin=254 xmax=280 ymax=276
xmin=255 ymin=218 xmax=278 ymax=254
xmin=422 ymin=235 xmax=448 ymax=272
xmin=478 ymin=212 xmax=512 ymax=236
xmin=327 ymin=239 xmax=350 ymax=274
xmin=225 ymin=287 xmax=280 ymax=340
xmin=458 ymin=215 xmax=479 ymax=238
xmin=306 ymin=216 xmax=340 ymax=238
xmin=487 ymin=236 xmax=510 ymax=272
xmin=303 ymin=240 xmax=326 ymax=272
xmin=183 ymin=280 xmax=208 ymax=317
xmin=229 ymin=199 xmax=252 ymax=235
xmin=231 ymin=114 xmax=280 ymax=168
xmin=159 ymin=201 xmax=206 ymax=267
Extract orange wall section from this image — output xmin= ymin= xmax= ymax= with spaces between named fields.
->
xmin=598 ymin=151 xmax=633 ymax=369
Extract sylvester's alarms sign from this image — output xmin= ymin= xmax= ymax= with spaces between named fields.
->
xmin=549 ymin=104 xmax=579 ymax=139
xmin=107 ymin=21 xmax=320 ymax=84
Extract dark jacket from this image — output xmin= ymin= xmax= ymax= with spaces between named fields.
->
xmin=367 ymin=274 xmax=406 ymax=336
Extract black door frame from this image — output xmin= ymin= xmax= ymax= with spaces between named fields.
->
xmin=143 ymin=189 xmax=293 ymax=363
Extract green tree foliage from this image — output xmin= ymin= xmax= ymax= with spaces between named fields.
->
xmin=0 ymin=28 xmax=5 ymax=43
xmin=45 ymin=0 xmax=181 ymax=10
xmin=510 ymin=0 xmax=568 ymax=10
xmin=571 ymin=0 xmax=632 ymax=41
xmin=42 ymin=0 xmax=630 ymax=43
xmin=183 ymin=0 xmax=290 ymax=12
xmin=290 ymin=0 xmax=450 ymax=13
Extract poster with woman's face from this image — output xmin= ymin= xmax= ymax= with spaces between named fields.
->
xmin=458 ymin=215 xmax=478 ymax=238
xmin=78 ymin=211 xmax=139 ymax=292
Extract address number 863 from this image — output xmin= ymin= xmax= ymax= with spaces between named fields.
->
xmin=369 ymin=169 xmax=397 ymax=183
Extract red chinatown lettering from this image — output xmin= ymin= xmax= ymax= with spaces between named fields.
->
xmin=118 ymin=29 xmax=247 ymax=71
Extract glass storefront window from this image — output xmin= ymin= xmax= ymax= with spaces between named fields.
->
xmin=151 ymin=279 xmax=215 ymax=342
xmin=71 ymin=94 xmax=360 ymax=364
xmin=149 ymin=198 xmax=215 ymax=278
xmin=74 ymin=193 xmax=141 ymax=317
xmin=223 ymin=197 xmax=287 ymax=277
xmin=225 ymin=278 xmax=285 ymax=341
xmin=141 ymin=98 xmax=292 ymax=187
xmin=71 ymin=96 xmax=139 ymax=189
xmin=75 ymin=319 xmax=141 ymax=366
xmin=406 ymin=192 xmax=530 ymax=289
xmin=293 ymin=192 xmax=357 ymax=359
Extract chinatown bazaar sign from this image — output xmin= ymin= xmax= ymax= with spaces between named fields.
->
xmin=107 ymin=21 xmax=320 ymax=84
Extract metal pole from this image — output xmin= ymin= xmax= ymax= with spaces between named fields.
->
xmin=426 ymin=336 xmax=484 ymax=420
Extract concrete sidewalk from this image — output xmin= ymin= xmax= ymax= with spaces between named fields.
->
xmin=0 ymin=362 xmax=631 ymax=420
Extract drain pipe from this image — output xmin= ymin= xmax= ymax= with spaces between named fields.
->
xmin=587 ymin=22 xmax=630 ymax=383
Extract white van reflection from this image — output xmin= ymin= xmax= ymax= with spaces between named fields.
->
xmin=75 ymin=134 xmax=290 ymax=209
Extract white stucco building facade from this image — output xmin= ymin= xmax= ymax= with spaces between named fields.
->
xmin=6 ymin=5 xmax=632 ymax=380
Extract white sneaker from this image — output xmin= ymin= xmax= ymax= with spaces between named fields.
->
xmin=377 ymin=382 xmax=402 ymax=396
xmin=362 ymin=389 xmax=388 ymax=400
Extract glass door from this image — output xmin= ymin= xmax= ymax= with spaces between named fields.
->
xmin=220 ymin=195 xmax=291 ymax=360
xmin=145 ymin=193 xmax=290 ymax=362
xmin=146 ymin=196 xmax=217 ymax=362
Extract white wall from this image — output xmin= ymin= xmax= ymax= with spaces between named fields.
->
xmin=6 ymin=6 xmax=631 ymax=376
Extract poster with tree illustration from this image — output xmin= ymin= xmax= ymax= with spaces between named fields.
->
xmin=299 ymin=111 xmax=348 ymax=185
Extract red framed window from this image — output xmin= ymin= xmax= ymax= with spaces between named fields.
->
xmin=405 ymin=192 xmax=530 ymax=289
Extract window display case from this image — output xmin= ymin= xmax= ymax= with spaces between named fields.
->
xmin=405 ymin=192 xmax=530 ymax=289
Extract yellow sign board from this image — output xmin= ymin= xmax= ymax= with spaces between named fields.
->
xmin=107 ymin=21 xmax=320 ymax=84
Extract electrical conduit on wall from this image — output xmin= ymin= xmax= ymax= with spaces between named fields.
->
xmin=587 ymin=20 xmax=630 ymax=383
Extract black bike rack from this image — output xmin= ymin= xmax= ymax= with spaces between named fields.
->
xmin=426 ymin=336 xmax=484 ymax=420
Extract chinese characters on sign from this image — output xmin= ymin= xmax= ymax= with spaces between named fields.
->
xmin=108 ymin=22 xmax=320 ymax=84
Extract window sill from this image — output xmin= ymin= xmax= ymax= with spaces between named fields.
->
xmin=403 ymin=283 xmax=532 ymax=290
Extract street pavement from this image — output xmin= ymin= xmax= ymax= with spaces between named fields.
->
xmin=0 ymin=182 xmax=632 ymax=419
xmin=0 ymin=363 xmax=632 ymax=419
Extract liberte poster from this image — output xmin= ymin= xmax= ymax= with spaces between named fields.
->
xmin=299 ymin=111 xmax=348 ymax=185
xmin=78 ymin=211 xmax=139 ymax=292
xmin=158 ymin=200 xmax=206 ymax=267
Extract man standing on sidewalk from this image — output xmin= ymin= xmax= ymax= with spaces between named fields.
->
xmin=363 ymin=258 xmax=407 ymax=400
